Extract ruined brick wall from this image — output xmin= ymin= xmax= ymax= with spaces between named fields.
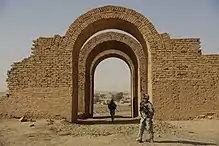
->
xmin=1 ymin=4 xmax=219 ymax=121
xmin=153 ymin=34 xmax=219 ymax=120
xmin=1 ymin=35 xmax=73 ymax=120
xmin=7 ymin=35 xmax=71 ymax=90
xmin=1 ymin=32 xmax=219 ymax=120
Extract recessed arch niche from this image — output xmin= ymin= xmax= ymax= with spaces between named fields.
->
xmin=78 ymin=32 xmax=147 ymax=119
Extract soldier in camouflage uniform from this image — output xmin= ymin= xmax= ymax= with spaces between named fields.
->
xmin=136 ymin=94 xmax=155 ymax=143
xmin=108 ymin=99 xmax=117 ymax=122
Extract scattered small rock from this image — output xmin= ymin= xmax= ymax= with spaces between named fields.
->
xmin=47 ymin=119 xmax=54 ymax=125
xmin=30 ymin=119 xmax=36 ymax=122
xmin=207 ymin=116 xmax=213 ymax=120
xmin=196 ymin=115 xmax=206 ymax=119
xmin=195 ymin=113 xmax=217 ymax=120
xmin=58 ymin=131 xmax=71 ymax=136
xmin=19 ymin=116 xmax=27 ymax=122
xmin=29 ymin=123 xmax=35 ymax=127
xmin=12 ymin=116 xmax=22 ymax=119
xmin=47 ymin=120 xmax=177 ymax=138
xmin=171 ymin=131 xmax=175 ymax=135
xmin=28 ymin=134 xmax=35 ymax=137
xmin=206 ymin=112 xmax=216 ymax=117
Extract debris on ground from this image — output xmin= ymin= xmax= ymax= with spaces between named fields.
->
xmin=19 ymin=116 xmax=28 ymax=122
xmin=194 ymin=112 xmax=218 ymax=120
xmin=29 ymin=123 xmax=35 ymax=127
xmin=47 ymin=119 xmax=54 ymax=125
xmin=47 ymin=119 xmax=178 ymax=137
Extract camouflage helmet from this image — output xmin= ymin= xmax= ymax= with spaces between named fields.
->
xmin=142 ymin=93 xmax=149 ymax=100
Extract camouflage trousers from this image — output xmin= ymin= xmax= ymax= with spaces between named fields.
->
xmin=137 ymin=117 xmax=154 ymax=140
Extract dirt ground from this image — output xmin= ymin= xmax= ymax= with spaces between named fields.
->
xmin=0 ymin=104 xmax=219 ymax=146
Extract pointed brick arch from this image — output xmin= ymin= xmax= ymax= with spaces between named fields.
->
xmin=64 ymin=5 xmax=163 ymax=122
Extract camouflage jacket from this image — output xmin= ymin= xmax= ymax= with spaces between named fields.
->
xmin=140 ymin=101 xmax=155 ymax=119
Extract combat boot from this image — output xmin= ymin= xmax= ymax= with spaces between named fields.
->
xmin=136 ymin=138 xmax=143 ymax=143
xmin=149 ymin=133 xmax=154 ymax=143
xmin=149 ymin=138 xmax=154 ymax=143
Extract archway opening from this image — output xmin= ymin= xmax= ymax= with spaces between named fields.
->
xmin=83 ymin=40 xmax=140 ymax=119
xmin=68 ymin=6 xmax=157 ymax=122
xmin=93 ymin=57 xmax=132 ymax=118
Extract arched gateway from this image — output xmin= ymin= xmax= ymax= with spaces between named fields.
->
xmin=78 ymin=32 xmax=147 ymax=118
xmin=4 ymin=5 xmax=219 ymax=122
xmin=67 ymin=5 xmax=160 ymax=122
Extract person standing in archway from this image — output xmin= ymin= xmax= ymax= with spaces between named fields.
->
xmin=108 ymin=98 xmax=117 ymax=122
xmin=136 ymin=94 xmax=155 ymax=143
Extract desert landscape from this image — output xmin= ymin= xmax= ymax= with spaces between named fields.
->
xmin=0 ymin=95 xmax=219 ymax=146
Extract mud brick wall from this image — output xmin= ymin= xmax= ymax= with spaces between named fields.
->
xmin=1 ymin=33 xmax=219 ymax=121
xmin=7 ymin=35 xmax=72 ymax=90
xmin=153 ymin=34 xmax=219 ymax=120
xmin=1 ymin=35 xmax=73 ymax=120
xmin=0 ymin=87 xmax=71 ymax=119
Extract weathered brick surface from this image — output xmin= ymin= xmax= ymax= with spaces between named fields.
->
xmin=0 ymin=87 xmax=71 ymax=120
xmin=1 ymin=35 xmax=73 ymax=120
xmin=1 ymin=5 xmax=219 ymax=121
xmin=78 ymin=32 xmax=146 ymax=115
xmin=7 ymin=35 xmax=71 ymax=90
xmin=153 ymin=36 xmax=219 ymax=120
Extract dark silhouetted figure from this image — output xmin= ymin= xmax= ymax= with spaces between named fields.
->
xmin=108 ymin=99 xmax=117 ymax=121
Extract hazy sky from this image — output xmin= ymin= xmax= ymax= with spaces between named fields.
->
xmin=0 ymin=0 xmax=219 ymax=92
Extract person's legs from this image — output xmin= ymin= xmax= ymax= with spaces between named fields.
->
xmin=136 ymin=118 xmax=146 ymax=142
xmin=145 ymin=118 xmax=154 ymax=142
xmin=110 ymin=110 xmax=115 ymax=121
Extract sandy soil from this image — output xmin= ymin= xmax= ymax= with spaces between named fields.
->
xmin=0 ymin=105 xmax=219 ymax=146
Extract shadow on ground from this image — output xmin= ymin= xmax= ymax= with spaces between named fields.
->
xmin=76 ymin=115 xmax=139 ymax=125
xmin=154 ymin=140 xmax=217 ymax=145
xmin=93 ymin=115 xmax=132 ymax=119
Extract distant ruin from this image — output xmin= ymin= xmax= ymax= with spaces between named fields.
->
xmin=1 ymin=5 xmax=219 ymax=122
